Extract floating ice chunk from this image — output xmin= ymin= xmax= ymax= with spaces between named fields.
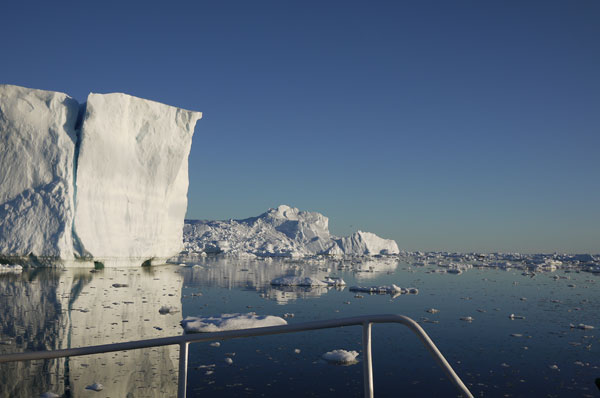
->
xmin=460 ymin=316 xmax=474 ymax=322
xmin=509 ymin=314 xmax=526 ymax=320
xmin=270 ymin=276 xmax=327 ymax=287
xmin=294 ymin=348 xmax=301 ymax=354
xmin=0 ymin=264 xmax=23 ymax=273
xmin=210 ymin=342 xmax=221 ymax=347
xmin=159 ymin=305 xmax=179 ymax=315
xmin=40 ymin=393 xmax=60 ymax=398
xmin=322 ymin=349 xmax=359 ymax=365
xmin=570 ymin=323 xmax=594 ymax=330
xmin=85 ymin=382 xmax=104 ymax=391
xmin=349 ymin=284 xmax=416 ymax=295
xmin=323 ymin=277 xmax=346 ymax=286
xmin=182 ymin=313 xmax=287 ymax=333
xmin=548 ymin=364 xmax=559 ymax=370
xmin=224 ymin=357 xmax=233 ymax=365
xmin=426 ymin=308 xmax=440 ymax=314
xmin=334 ymin=230 xmax=399 ymax=256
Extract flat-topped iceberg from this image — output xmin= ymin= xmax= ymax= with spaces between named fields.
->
xmin=74 ymin=92 xmax=201 ymax=264
xmin=183 ymin=205 xmax=399 ymax=258
xmin=0 ymin=84 xmax=201 ymax=267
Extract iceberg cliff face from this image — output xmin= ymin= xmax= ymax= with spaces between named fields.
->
xmin=0 ymin=84 xmax=201 ymax=266
xmin=0 ymin=85 xmax=79 ymax=260
xmin=183 ymin=205 xmax=399 ymax=257
xmin=74 ymin=93 xmax=201 ymax=262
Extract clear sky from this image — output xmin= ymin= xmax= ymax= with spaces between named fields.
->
xmin=2 ymin=1 xmax=599 ymax=253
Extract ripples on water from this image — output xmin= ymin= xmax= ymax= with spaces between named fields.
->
xmin=0 ymin=257 xmax=598 ymax=397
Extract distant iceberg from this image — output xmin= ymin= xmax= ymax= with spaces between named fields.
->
xmin=183 ymin=205 xmax=399 ymax=258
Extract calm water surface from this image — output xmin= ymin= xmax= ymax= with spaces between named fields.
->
xmin=1 ymin=257 xmax=598 ymax=397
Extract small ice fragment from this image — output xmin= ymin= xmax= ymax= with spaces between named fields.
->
xmin=569 ymin=323 xmax=594 ymax=330
xmin=460 ymin=316 xmax=474 ymax=322
xmin=510 ymin=333 xmax=523 ymax=337
xmin=548 ymin=364 xmax=559 ymax=370
xmin=205 ymin=370 xmax=214 ymax=375
xmin=520 ymin=297 xmax=527 ymax=301
xmin=426 ymin=308 xmax=439 ymax=314
xmin=159 ymin=305 xmax=178 ymax=315
xmin=210 ymin=342 xmax=220 ymax=347
xmin=40 ymin=393 xmax=60 ymax=398
xmin=283 ymin=313 xmax=294 ymax=318
xmin=509 ymin=314 xmax=525 ymax=320
xmin=500 ymin=363 xmax=510 ymax=368
xmin=224 ymin=357 xmax=233 ymax=365
xmin=85 ymin=382 xmax=104 ymax=391
xmin=321 ymin=349 xmax=359 ymax=365
xmin=294 ymin=348 xmax=301 ymax=354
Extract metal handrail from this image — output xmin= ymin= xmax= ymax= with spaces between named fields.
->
xmin=0 ymin=314 xmax=473 ymax=398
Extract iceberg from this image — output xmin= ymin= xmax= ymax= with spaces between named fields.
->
xmin=73 ymin=93 xmax=201 ymax=265
xmin=183 ymin=205 xmax=399 ymax=258
xmin=0 ymin=84 xmax=201 ymax=267
xmin=0 ymin=84 xmax=79 ymax=261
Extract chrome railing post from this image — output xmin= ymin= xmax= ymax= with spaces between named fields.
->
xmin=178 ymin=341 xmax=189 ymax=398
xmin=362 ymin=321 xmax=374 ymax=398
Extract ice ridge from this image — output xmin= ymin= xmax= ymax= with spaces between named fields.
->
xmin=183 ymin=205 xmax=399 ymax=258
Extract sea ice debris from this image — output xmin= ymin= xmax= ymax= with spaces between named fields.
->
xmin=85 ymin=382 xmax=104 ymax=391
xmin=321 ymin=349 xmax=359 ymax=365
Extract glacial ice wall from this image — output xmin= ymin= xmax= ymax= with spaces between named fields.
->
xmin=0 ymin=85 xmax=79 ymax=260
xmin=74 ymin=93 xmax=201 ymax=262
xmin=0 ymin=84 xmax=201 ymax=266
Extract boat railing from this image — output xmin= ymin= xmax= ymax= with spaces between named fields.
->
xmin=0 ymin=314 xmax=473 ymax=398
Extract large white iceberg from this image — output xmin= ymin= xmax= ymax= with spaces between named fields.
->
xmin=0 ymin=84 xmax=201 ymax=267
xmin=0 ymin=85 xmax=79 ymax=261
xmin=74 ymin=93 xmax=201 ymax=264
xmin=183 ymin=205 xmax=399 ymax=257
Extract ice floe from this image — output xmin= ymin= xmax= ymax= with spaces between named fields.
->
xmin=181 ymin=313 xmax=287 ymax=333
xmin=85 ymin=382 xmax=104 ymax=391
xmin=349 ymin=284 xmax=418 ymax=296
xmin=0 ymin=264 xmax=23 ymax=273
xmin=321 ymin=349 xmax=359 ymax=365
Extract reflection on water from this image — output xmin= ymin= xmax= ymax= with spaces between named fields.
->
xmin=0 ymin=266 xmax=182 ymax=398
xmin=1 ymin=256 xmax=599 ymax=397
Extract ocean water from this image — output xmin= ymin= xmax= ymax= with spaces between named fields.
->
xmin=0 ymin=257 xmax=598 ymax=397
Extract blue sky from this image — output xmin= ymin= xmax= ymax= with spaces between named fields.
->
xmin=2 ymin=1 xmax=599 ymax=253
